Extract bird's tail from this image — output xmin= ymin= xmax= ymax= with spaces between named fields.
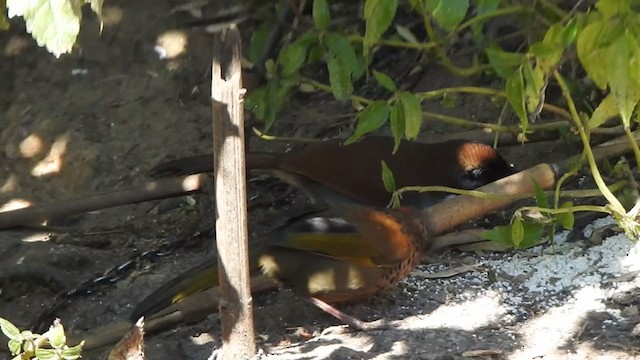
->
xmin=129 ymin=257 xmax=218 ymax=321
xmin=148 ymin=152 xmax=282 ymax=178
xmin=129 ymin=206 xmax=340 ymax=322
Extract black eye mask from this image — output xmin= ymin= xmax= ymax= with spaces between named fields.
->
xmin=459 ymin=162 xmax=516 ymax=190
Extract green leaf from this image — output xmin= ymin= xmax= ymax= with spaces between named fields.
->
xmin=518 ymin=222 xmax=544 ymax=248
xmin=245 ymin=79 xmax=292 ymax=130
xmin=278 ymin=33 xmax=316 ymax=76
xmin=559 ymin=18 xmax=580 ymax=49
xmin=8 ymin=339 xmax=21 ymax=356
xmin=0 ymin=317 xmax=21 ymax=340
xmin=264 ymin=80 xmax=280 ymax=128
xmin=381 ymin=160 xmax=396 ymax=193
xmin=312 ymin=0 xmax=330 ymax=30
xmin=248 ymin=21 xmax=273 ymax=66
xmin=373 ymin=70 xmax=397 ymax=92
xmin=576 ymin=19 xmax=609 ymax=89
xmin=530 ymin=41 xmax=562 ymax=72
xmin=556 ymin=201 xmax=575 ymax=230
xmin=47 ymin=320 xmax=66 ymax=349
xmin=482 ymin=222 xmax=543 ymax=249
xmin=61 ymin=341 xmax=84 ymax=360
xmin=345 ymin=101 xmax=390 ymax=144
xmin=532 ymin=181 xmax=549 ymax=208
xmin=588 ymin=93 xmax=620 ymax=129
xmin=606 ymin=32 xmax=640 ymax=127
xmin=351 ymin=50 xmax=368 ymax=80
xmin=324 ymin=33 xmax=358 ymax=75
xmin=530 ymin=42 xmax=557 ymax=59
xmin=399 ymin=92 xmax=422 ymax=140
xmin=543 ymin=20 xmax=578 ymax=50
xmin=363 ymin=0 xmax=398 ymax=56
xmin=522 ymin=61 xmax=546 ymax=115
xmin=7 ymin=0 xmax=101 ymax=57
xmin=323 ymin=33 xmax=359 ymax=95
xmin=22 ymin=337 xmax=35 ymax=353
xmin=35 ymin=348 xmax=58 ymax=360
xmin=61 ymin=351 xmax=83 ymax=360
xmin=268 ymin=78 xmax=293 ymax=130
xmin=511 ymin=217 xmax=524 ymax=247
xmin=245 ymin=87 xmax=267 ymax=120
xmin=424 ymin=0 xmax=470 ymax=32
xmin=395 ymin=24 xmax=419 ymax=44
xmin=486 ymin=47 xmax=524 ymax=79
xmin=327 ymin=55 xmax=353 ymax=101
xmin=596 ymin=0 xmax=631 ymax=19
xmin=481 ymin=224 xmax=513 ymax=246
xmin=389 ymin=101 xmax=404 ymax=153
xmin=505 ymin=67 xmax=527 ymax=127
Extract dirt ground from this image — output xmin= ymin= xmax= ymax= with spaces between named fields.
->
xmin=1 ymin=1 xmax=639 ymax=359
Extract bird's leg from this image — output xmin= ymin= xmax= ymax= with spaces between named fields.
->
xmin=303 ymin=296 xmax=390 ymax=331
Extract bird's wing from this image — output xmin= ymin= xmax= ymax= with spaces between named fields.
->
xmin=270 ymin=206 xmax=415 ymax=268
xmin=341 ymin=205 xmax=415 ymax=266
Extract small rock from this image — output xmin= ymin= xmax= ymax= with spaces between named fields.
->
xmin=621 ymin=305 xmax=639 ymax=318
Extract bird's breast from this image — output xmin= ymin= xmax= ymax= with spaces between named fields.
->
xmin=292 ymin=252 xmax=422 ymax=303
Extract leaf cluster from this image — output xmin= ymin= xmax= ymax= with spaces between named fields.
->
xmin=1 ymin=0 xmax=103 ymax=57
xmin=0 ymin=317 xmax=84 ymax=360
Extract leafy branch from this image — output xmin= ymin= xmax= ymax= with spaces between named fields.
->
xmin=0 ymin=317 xmax=84 ymax=359
xmin=2 ymin=0 xmax=104 ymax=57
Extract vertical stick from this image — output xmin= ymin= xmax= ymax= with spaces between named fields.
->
xmin=211 ymin=25 xmax=256 ymax=359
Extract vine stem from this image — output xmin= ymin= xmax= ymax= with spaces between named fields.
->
xmin=252 ymin=127 xmax=321 ymax=143
xmin=454 ymin=6 xmax=528 ymax=36
xmin=301 ymin=77 xmax=572 ymax=133
xmin=553 ymin=70 xmax=626 ymax=214
xmin=415 ymin=86 xmax=572 ymax=120
xmin=516 ymin=205 xmax=612 ymax=216
xmin=539 ymin=0 xmax=568 ymax=18
xmin=392 ymin=181 xmax=626 ymax=202
xmin=347 ymin=34 xmax=438 ymax=51
xmin=394 ymin=186 xmax=507 ymax=199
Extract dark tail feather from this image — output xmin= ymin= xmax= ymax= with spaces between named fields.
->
xmin=130 ymin=244 xmax=268 ymax=321
xmin=149 ymin=154 xmax=214 ymax=178
xmin=149 ymin=152 xmax=283 ymax=178
xmin=129 ymin=257 xmax=219 ymax=321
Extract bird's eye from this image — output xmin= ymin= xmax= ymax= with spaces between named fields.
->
xmin=459 ymin=168 xmax=486 ymax=189
xmin=471 ymin=168 xmax=485 ymax=177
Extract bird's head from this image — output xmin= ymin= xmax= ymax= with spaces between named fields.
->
xmin=456 ymin=142 xmax=516 ymax=190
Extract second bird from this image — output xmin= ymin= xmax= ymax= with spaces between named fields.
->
xmin=151 ymin=136 xmax=516 ymax=208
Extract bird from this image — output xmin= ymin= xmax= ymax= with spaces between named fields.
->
xmin=130 ymin=203 xmax=431 ymax=330
xmin=150 ymin=136 xmax=516 ymax=208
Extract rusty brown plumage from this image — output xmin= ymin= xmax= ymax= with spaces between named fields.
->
xmin=150 ymin=136 xmax=515 ymax=208
xmin=130 ymin=204 xmax=431 ymax=325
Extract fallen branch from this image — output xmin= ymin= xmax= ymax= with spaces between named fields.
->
xmin=0 ymin=174 xmax=206 ymax=230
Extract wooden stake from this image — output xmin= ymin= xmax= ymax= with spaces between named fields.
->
xmin=210 ymin=25 xmax=256 ymax=359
